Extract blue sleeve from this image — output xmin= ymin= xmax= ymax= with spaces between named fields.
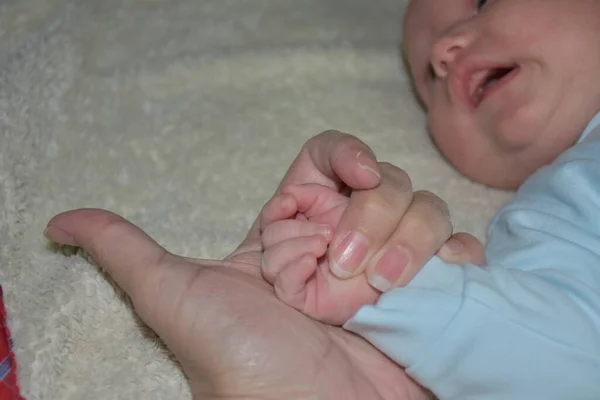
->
xmin=344 ymin=130 xmax=600 ymax=400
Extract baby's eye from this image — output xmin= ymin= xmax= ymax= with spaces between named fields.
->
xmin=477 ymin=0 xmax=488 ymax=9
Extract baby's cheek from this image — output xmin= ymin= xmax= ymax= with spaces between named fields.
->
xmin=429 ymin=114 xmax=489 ymax=183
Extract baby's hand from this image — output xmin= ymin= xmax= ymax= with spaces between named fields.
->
xmin=260 ymin=184 xmax=380 ymax=325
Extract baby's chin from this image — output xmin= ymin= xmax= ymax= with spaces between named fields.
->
xmin=460 ymin=164 xmax=530 ymax=190
xmin=450 ymin=143 xmax=570 ymax=190
xmin=437 ymin=141 xmax=534 ymax=190
xmin=429 ymin=120 xmax=566 ymax=190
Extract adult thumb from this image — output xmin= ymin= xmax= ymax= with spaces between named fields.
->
xmin=44 ymin=208 xmax=172 ymax=312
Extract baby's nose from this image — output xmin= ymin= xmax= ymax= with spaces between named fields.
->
xmin=430 ymin=32 xmax=472 ymax=78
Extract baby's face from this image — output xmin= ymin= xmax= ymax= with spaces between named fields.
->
xmin=403 ymin=0 xmax=600 ymax=188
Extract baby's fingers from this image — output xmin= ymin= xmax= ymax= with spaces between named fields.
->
xmin=262 ymin=235 xmax=328 ymax=284
xmin=273 ymin=254 xmax=317 ymax=311
xmin=259 ymin=193 xmax=298 ymax=232
xmin=262 ymin=220 xmax=332 ymax=248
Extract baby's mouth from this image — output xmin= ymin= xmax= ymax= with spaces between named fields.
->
xmin=468 ymin=65 xmax=519 ymax=107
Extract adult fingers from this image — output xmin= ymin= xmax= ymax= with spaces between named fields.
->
xmin=365 ymin=190 xmax=452 ymax=292
xmin=277 ymin=131 xmax=381 ymax=193
xmin=437 ymin=232 xmax=487 ymax=266
xmin=44 ymin=208 xmax=172 ymax=312
xmin=327 ymin=162 xmax=414 ymax=279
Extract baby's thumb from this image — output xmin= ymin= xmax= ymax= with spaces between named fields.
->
xmin=436 ymin=232 xmax=486 ymax=266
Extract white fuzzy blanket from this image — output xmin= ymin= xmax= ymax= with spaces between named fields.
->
xmin=0 ymin=0 xmax=511 ymax=398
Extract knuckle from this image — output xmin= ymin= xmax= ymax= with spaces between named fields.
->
xmin=413 ymin=190 xmax=451 ymax=220
xmin=88 ymin=215 xmax=128 ymax=258
xmin=378 ymin=162 xmax=413 ymax=190
xmin=307 ymin=130 xmax=344 ymax=149
xmin=305 ymin=130 xmax=354 ymax=163
xmin=403 ymin=218 xmax=440 ymax=250
xmin=399 ymin=210 xmax=452 ymax=253
xmin=262 ymin=220 xmax=294 ymax=247
xmin=357 ymin=180 xmax=412 ymax=214
xmin=359 ymin=189 xmax=404 ymax=216
xmin=308 ymin=131 xmax=375 ymax=170
xmin=332 ymin=132 xmax=367 ymax=156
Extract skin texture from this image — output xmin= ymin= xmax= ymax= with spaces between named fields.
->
xmin=261 ymin=183 xmax=485 ymax=326
xmin=324 ymin=161 xmax=484 ymax=291
xmin=403 ymin=0 xmax=600 ymax=189
xmin=261 ymin=183 xmax=377 ymax=326
xmin=44 ymin=131 xmax=484 ymax=399
xmin=45 ymin=209 xmax=430 ymax=400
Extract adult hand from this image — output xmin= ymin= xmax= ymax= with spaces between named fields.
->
xmin=44 ymin=130 xmax=483 ymax=399
xmin=45 ymin=209 xmax=431 ymax=400
xmin=254 ymin=130 xmax=486 ymax=293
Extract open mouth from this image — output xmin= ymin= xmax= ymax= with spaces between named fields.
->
xmin=468 ymin=65 xmax=519 ymax=107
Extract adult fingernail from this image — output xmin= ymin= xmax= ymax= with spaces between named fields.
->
xmin=369 ymin=245 xmax=410 ymax=292
xmin=43 ymin=226 xmax=77 ymax=246
xmin=356 ymin=151 xmax=380 ymax=180
xmin=329 ymin=231 xmax=369 ymax=278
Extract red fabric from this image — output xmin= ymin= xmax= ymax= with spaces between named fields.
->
xmin=0 ymin=286 xmax=23 ymax=400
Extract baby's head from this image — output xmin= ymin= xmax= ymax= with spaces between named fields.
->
xmin=403 ymin=0 xmax=600 ymax=189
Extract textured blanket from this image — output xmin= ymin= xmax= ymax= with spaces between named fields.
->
xmin=0 ymin=0 xmax=511 ymax=398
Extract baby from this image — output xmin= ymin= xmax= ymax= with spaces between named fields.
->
xmin=261 ymin=0 xmax=600 ymax=399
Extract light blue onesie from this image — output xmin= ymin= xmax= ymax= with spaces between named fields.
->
xmin=345 ymin=112 xmax=600 ymax=400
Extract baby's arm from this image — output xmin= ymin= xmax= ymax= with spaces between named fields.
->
xmin=345 ymin=131 xmax=600 ymax=399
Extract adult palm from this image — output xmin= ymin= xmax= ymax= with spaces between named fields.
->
xmin=44 ymin=209 xmax=429 ymax=400
xmin=44 ymin=132 xmax=481 ymax=399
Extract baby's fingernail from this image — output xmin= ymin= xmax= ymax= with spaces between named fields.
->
xmin=329 ymin=230 xmax=369 ymax=278
xmin=369 ymin=245 xmax=410 ymax=292
xmin=356 ymin=151 xmax=380 ymax=180
xmin=43 ymin=226 xmax=77 ymax=246
xmin=439 ymin=238 xmax=464 ymax=257
xmin=317 ymin=224 xmax=333 ymax=240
